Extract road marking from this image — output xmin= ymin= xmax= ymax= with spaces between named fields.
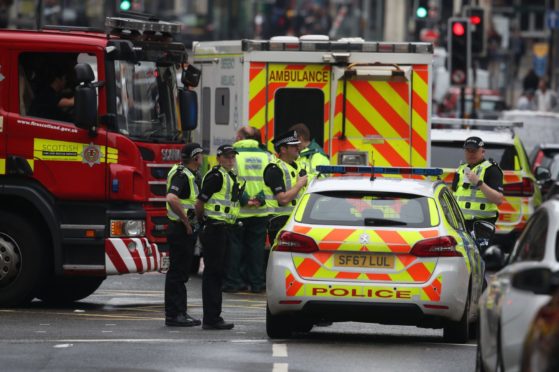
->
xmin=273 ymin=344 xmax=288 ymax=357
xmin=40 ymin=324 xmax=50 ymax=326
xmin=231 ymin=339 xmax=267 ymax=343
xmin=273 ymin=363 xmax=288 ymax=372
xmin=423 ymin=342 xmax=476 ymax=347
xmin=53 ymin=344 xmax=73 ymax=348
xmin=35 ymin=331 xmax=47 ymax=334
xmin=105 ymin=324 xmax=116 ymax=326
xmin=102 ymin=331 xmax=113 ymax=333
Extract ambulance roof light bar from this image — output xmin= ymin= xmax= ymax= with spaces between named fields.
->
xmin=431 ymin=118 xmax=523 ymax=128
xmin=316 ymin=166 xmax=443 ymax=180
xmin=242 ymin=39 xmax=433 ymax=54
xmin=105 ymin=17 xmax=182 ymax=36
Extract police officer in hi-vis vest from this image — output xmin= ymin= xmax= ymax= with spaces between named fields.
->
xmin=452 ymin=136 xmax=504 ymax=232
xmin=224 ymin=127 xmax=273 ymax=293
xmin=195 ymin=144 xmax=242 ymax=330
xmin=164 ymin=143 xmax=204 ymax=327
xmin=263 ymin=130 xmax=308 ymax=245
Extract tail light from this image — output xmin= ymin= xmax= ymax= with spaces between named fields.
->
xmin=503 ymin=177 xmax=534 ymax=197
xmin=274 ymin=231 xmax=319 ymax=253
xmin=410 ymin=236 xmax=462 ymax=257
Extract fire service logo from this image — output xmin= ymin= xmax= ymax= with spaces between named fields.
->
xmin=81 ymin=143 xmax=103 ymax=167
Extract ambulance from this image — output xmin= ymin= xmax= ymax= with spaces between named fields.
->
xmin=191 ymin=36 xmax=433 ymax=167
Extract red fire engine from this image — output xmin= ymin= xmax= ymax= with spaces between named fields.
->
xmin=0 ymin=16 xmax=199 ymax=305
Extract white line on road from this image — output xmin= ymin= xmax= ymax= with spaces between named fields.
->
xmin=53 ymin=344 xmax=73 ymax=348
xmin=35 ymin=331 xmax=47 ymax=334
xmin=273 ymin=344 xmax=288 ymax=357
xmin=423 ymin=342 xmax=476 ymax=348
xmin=273 ymin=363 xmax=288 ymax=372
xmin=39 ymin=324 xmax=50 ymax=326
xmin=101 ymin=331 xmax=113 ymax=333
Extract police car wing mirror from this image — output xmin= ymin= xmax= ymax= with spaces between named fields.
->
xmin=472 ymin=220 xmax=495 ymax=251
xmin=179 ymin=89 xmax=198 ymax=131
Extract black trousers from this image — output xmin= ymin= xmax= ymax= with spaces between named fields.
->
xmin=164 ymin=221 xmax=195 ymax=318
xmin=199 ymin=221 xmax=232 ymax=324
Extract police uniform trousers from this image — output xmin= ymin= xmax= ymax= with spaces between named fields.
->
xmin=164 ymin=221 xmax=196 ymax=318
xmin=227 ymin=216 xmax=268 ymax=292
xmin=199 ymin=219 xmax=232 ymax=324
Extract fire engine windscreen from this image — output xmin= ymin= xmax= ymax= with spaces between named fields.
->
xmin=114 ymin=60 xmax=180 ymax=142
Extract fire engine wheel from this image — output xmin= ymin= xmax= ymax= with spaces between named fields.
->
xmin=266 ymin=305 xmax=293 ymax=339
xmin=0 ymin=211 xmax=48 ymax=306
xmin=443 ymin=291 xmax=471 ymax=343
xmin=37 ymin=276 xmax=105 ymax=304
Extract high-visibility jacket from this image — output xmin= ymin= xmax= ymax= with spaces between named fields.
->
xmin=296 ymin=139 xmax=330 ymax=182
xmin=166 ymin=163 xmax=198 ymax=222
xmin=203 ymin=166 xmax=240 ymax=224
xmin=234 ymin=139 xmax=274 ymax=218
xmin=264 ymin=158 xmax=303 ymax=216
xmin=454 ymin=160 xmax=499 ymax=221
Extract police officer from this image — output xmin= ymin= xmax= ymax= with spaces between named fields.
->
xmin=164 ymin=143 xmax=204 ymax=327
xmin=263 ymin=130 xmax=308 ymax=244
xmin=195 ymin=144 xmax=241 ymax=330
xmin=452 ymin=136 xmax=504 ymax=232
xmin=289 ymin=123 xmax=330 ymax=182
xmin=224 ymin=127 xmax=273 ymax=293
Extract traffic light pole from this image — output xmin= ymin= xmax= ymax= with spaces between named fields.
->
xmin=460 ymin=86 xmax=466 ymax=119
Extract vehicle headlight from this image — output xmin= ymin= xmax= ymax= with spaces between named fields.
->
xmin=110 ymin=220 xmax=146 ymax=238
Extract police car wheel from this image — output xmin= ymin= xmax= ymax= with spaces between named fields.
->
xmin=266 ymin=305 xmax=293 ymax=339
xmin=37 ymin=276 xmax=105 ymax=304
xmin=0 ymin=211 xmax=49 ymax=306
xmin=443 ymin=291 xmax=470 ymax=343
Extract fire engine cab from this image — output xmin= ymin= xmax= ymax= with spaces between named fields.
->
xmin=191 ymin=36 xmax=433 ymax=167
xmin=0 ymin=16 xmax=199 ymax=306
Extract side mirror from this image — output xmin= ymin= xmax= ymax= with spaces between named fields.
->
xmin=511 ymin=267 xmax=557 ymax=295
xmin=74 ymin=63 xmax=98 ymax=134
xmin=535 ymin=166 xmax=552 ymax=182
xmin=181 ymin=64 xmax=201 ymax=88
xmin=483 ymin=245 xmax=505 ymax=271
xmin=179 ymin=88 xmax=198 ymax=131
xmin=472 ymin=220 xmax=496 ymax=251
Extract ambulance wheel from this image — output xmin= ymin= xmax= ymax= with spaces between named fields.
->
xmin=266 ymin=305 xmax=293 ymax=339
xmin=0 ymin=211 xmax=48 ymax=306
xmin=38 ymin=276 xmax=105 ymax=304
xmin=444 ymin=292 xmax=470 ymax=343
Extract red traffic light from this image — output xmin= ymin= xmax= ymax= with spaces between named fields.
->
xmin=470 ymin=16 xmax=481 ymax=25
xmin=452 ymin=22 xmax=465 ymax=36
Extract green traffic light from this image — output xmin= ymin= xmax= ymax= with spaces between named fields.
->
xmin=416 ymin=6 xmax=428 ymax=18
xmin=120 ymin=0 xmax=131 ymax=11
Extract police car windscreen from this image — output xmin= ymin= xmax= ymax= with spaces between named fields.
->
xmin=300 ymin=191 xmax=435 ymax=228
xmin=431 ymin=141 xmax=517 ymax=170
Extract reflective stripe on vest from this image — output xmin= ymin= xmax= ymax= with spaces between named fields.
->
xmin=454 ymin=160 xmax=498 ymax=220
xmin=203 ymin=167 xmax=239 ymax=224
xmin=166 ymin=164 xmax=199 ymax=221
xmin=234 ymin=140 xmax=274 ymax=217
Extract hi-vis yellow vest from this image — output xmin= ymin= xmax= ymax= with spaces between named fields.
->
xmin=234 ymin=139 xmax=274 ymax=218
xmin=203 ymin=166 xmax=239 ymax=224
xmin=454 ymin=160 xmax=498 ymax=220
xmin=166 ymin=164 xmax=198 ymax=221
xmin=264 ymin=158 xmax=303 ymax=216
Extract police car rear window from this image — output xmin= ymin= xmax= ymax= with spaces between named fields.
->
xmin=431 ymin=141 xmax=517 ymax=170
xmin=301 ymin=191 xmax=435 ymax=228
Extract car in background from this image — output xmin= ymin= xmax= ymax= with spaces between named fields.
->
xmin=516 ymin=263 xmax=559 ymax=372
xmin=534 ymin=153 xmax=559 ymax=200
xmin=437 ymin=88 xmax=507 ymax=120
xmin=476 ymin=198 xmax=559 ymax=372
xmin=528 ymin=144 xmax=559 ymax=173
xmin=431 ymin=118 xmax=542 ymax=251
xmin=266 ymin=165 xmax=487 ymax=343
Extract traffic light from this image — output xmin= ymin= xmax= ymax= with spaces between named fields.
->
xmin=448 ymin=18 xmax=470 ymax=86
xmin=415 ymin=0 xmax=429 ymax=19
xmin=466 ymin=6 xmax=486 ymax=56
xmin=119 ymin=0 xmax=131 ymax=11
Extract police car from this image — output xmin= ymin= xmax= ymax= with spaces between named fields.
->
xmin=266 ymin=166 xmax=486 ymax=342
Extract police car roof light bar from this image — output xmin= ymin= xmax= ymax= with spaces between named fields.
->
xmin=431 ymin=118 xmax=523 ymax=128
xmin=316 ymin=165 xmax=443 ymax=177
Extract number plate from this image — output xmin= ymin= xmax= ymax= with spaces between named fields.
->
xmin=334 ymin=254 xmax=394 ymax=269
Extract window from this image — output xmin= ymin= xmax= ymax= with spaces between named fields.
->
xmin=439 ymin=191 xmax=460 ymax=230
xmin=202 ymin=87 xmax=212 ymax=151
xmin=431 ymin=141 xmax=518 ymax=170
xmin=510 ymin=211 xmax=548 ymax=263
xmin=215 ymin=88 xmax=229 ymax=125
xmin=19 ymin=52 xmax=96 ymax=124
xmin=301 ymin=191 xmax=434 ymax=228
xmin=444 ymin=189 xmax=468 ymax=231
